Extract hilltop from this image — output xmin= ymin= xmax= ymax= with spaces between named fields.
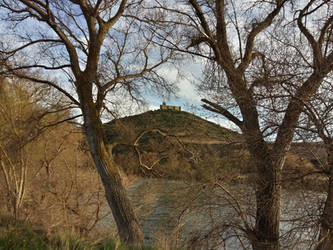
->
xmin=105 ymin=109 xmax=241 ymax=145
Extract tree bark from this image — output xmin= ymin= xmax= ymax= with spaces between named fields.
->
xmin=317 ymin=144 xmax=333 ymax=250
xmin=243 ymin=130 xmax=282 ymax=250
xmin=77 ymin=82 xmax=144 ymax=245
xmin=252 ymin=155 xmax=283 ymax=250
xmin=229 ymin=75 xmax=282 ymax=250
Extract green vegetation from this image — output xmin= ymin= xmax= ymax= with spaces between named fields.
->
xmin=0 ymin=216 xmax=156 ymax=250
xmin=0 ymin=216 xmax=48 ymax=250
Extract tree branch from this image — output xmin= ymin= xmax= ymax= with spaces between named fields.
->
xmin=237 ymin=0 xmax=286 ymax=73
xmin=201 ymin=98 xmax=243 ymax=129
xmin=10 ymin=72 xmax=80 ymax=106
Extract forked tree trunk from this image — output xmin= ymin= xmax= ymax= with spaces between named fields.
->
xmin=77 ymin=84 xmax=144 ymax=245
xmin=238 ymin=96 xmax=283 ymax=250
xmin=317 ymin=144 xmax=333 ymax=250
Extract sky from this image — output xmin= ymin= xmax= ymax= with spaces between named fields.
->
xmin=141 ymin=62 xmax=239 ymax=131
xmin=0 ymin=2 xmax=239 ymax=132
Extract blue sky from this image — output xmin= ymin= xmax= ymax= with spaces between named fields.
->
xmin=0 ymin=2 xmax=238 ymax=131
xmin=140 ymin=61 xmax=239 ymax=131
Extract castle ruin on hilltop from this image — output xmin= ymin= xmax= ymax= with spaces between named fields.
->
xmin=160 ymin=102 xmax=181 ymax=111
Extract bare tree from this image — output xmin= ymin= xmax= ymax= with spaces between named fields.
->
xmin=294 ymin=78 xmax=333 ymax=249
xmin=29 ymin=124 xmax=113 ymax=239
xmin=0 ymin=77 xmax=63 ymax=219
xmin=0 ymin=79 xmax=32 ymax=219
xmin=148 ymin=1 xmax=333 ymax=249
xmin=0 ymin=0 xmax=174 ymax=245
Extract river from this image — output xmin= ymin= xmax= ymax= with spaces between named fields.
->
xmin=101 ymin=178 xmax=325 ymax=249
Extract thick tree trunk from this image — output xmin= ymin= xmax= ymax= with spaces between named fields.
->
xmin=252 ymin=158 xmax=282 ymax=250
xmin=317 ymin=144 xmax=333 ymax=250
xmin=77 ymin=83 xmax=144 ymax=245
xmin=236 ymin=90 xmax=282 ymax=250
xmin=247 ymin=142 xmax=282 ymax=250
xmin=238 ymin=73 xmax=325 ymax=250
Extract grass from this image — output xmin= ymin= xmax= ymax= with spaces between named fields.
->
xmin=0 ymin=215 xmax=155 ymax=250
xmin=0 ymin=216 xmax=48 ymax=250
xmin=48 ymin=232 xmax=93 ymax=250
xmin=95 ymin=239 xmax=155 ymax=250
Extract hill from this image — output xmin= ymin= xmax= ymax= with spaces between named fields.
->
xmin=104 ymin=109 xmax=320 ymax=188
xmin=104 ymin=109 xmax=244 ymax=181
xmin=105 ymin=109 xmax=241 ymax=145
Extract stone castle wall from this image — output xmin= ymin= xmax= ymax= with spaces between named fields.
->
xmin=160 ymin=102 xmax=181 ymax=111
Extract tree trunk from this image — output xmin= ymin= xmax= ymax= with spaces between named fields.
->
xmin=237 ymin=94 xmax=282 ymax=250
xmin=247 ymin=143 xmax=282 ymax=250
xmin=252 ymin=159 xmax=282 ymax=250
xmin=77 ymin=83 xmax=144 ymax=245
xmin=317 ymin=144 xmax=333 ymax=250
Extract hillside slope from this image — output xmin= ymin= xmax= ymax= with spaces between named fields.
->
xmin=104 ymin=109 xmax=243 ymax=180
xmin=104 ymin=109 xmax=319 ymax=188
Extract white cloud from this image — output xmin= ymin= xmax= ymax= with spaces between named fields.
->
xmin=157 ymin=64 xmax=201 ymax=105
xmin=176 ymin=77 xmax=200 ymax=103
